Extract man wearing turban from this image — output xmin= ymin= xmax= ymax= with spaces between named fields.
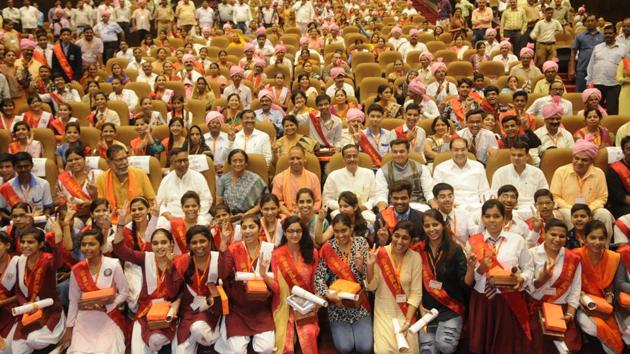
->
xmin=550 ymin=136 xmax=614 ymax=237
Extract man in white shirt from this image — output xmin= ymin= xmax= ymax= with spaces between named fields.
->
xmin=217 ymin=0 xmax=234 ymax=26
xmin=131 ymin=0 xmax=152 ymax=43
xmin=196 ymin=0 xmax=215 ymax=28
xmin=534 ymin=100 xmax=574 ymax=155
xmin=156 ymin=148 xmax=212 ymax=221
xmin=491 ymin=142 xmax=549 ymax=219
xmin=137 ymin=61 xmax=157 ymax=87
xmin=402 ymin=0 xmax=418 ymax=16
xmin=325 ymin=67 xmax=355 ymax=98
xmin=40 ymin=73 xmax=81 ymax=111
xmin=398 ymin=29 xmax=429 ymax=62
xmin=298 ymin=94 xmax=343 ymax=149
xmin=127 ymin=47 xmax=146 ymax=72
xmin=292 ymin=0 xmax=315 ymax=33
xmin=204 ymin=111 xmax=232 ymax=174
xmin=2 ymin=0 xmax=21 ymax=29
xmin=433 ymin=182 xmax=479 ymax=245
xmin=232 ymin=0 xmax=252 ymax=33
xmin=616 ymin=17 xmax=630 ymax=50
xmin=456 ymin=109 xmax=498 ymax=164
xmin=322 ymin=144 xmax=385 ymax=223
xmin=527 ymin=80 xmax=573 ymax=117
xmin=19 ymin=0 xmax=39 ymax=34
xmin=178 ymin=54 xmax=203 ymax=87
xmin=223 ymin=65 xmax=253 ymax=109
xmin=108 ymin=77 xmax=139 ymax=114
xmin=433 ymin=138 xmax=491 ymax=210
xmin=387 ymin=26 xmax=408 ymax=51
xmin=227 ymin=110 xmax=272 ymax=165
xmin=114 ymin=41 xmax=134 ymax=61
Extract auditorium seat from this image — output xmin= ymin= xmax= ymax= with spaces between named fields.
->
xmin=275 ymin=152 xmax=321 ymax=181
xmin=223 ymin=153 xmax=269 ymax=184
xmin=327 ymin=152 xmax=373 ymax=173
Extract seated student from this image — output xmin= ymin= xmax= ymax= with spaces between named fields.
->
xmin=157 ymin=191 xmax=211 ymax=255
xmin=575 ymin=220 xmax=623 ymax=354
xmin=606 ymin=135 xmax=630 ymax=219
xmin=0 ymin=151 xmax=53 ymax=214
xmin=89 ymin=91 xmax=121 ymax=128
xmin=134 ymin=97 xmax=166 ymax=128
xmin=441 ymin=78 xmax=481 ymax=128
xmin=432 ymin=182 xmax=478 ymax=246
xmin=130 ymin=115 xmax=165 ymax=159
xmin=8 ymin=121 xmax=43 ymax=158
xmin=108 ymin=77 xmax=139 ymax=114
xmin=209 ymin=203 xmax=243 ymax=252
xmin=314 ymin=213 xmax=372 ymax=354
xmin=227 ymin=110 xmax=273 ymax=166
xmin=296 ymin=188 xmax=329 ymax=246
xmin=455 ymin=108 xmax=498 ymax=164
xmin=375 ymin=180 xmax=424 ymax=241
xmin=496 ymin=185 xmax=531 ymax=239
xmin=566 ymin=203 xmax=592 ymax=249
xmin=271 ymin=145 xmax=321 ymax=216
xmin=527 ymin=219 xmax=582 ymax=354
xmin=496 ymin=116 xmax=541 ymax=165
xmin=217 ymin=215 xmax=275 ymax=354
xmin=525 ymin=189 xmax=563 ymax=246
xmin=356 ymin=104 xmax=393 ymax=168
xmin=63 ymin=229 xmax=130 ymax=354
xmin=55 ymin=122 xmax=91 ymax=167
xmin=415 ymin=209 xmax=474 ymax=354
xmin=375 ymin=139 xmax=435 ymax=212
xmin=39 ymin=73 xmax=81 ymax=111
xmin=297 ymin=94 xmax=343 ymax=151
xmin=391 ymin=103 xmax=428 ymax=155
xmin=321 ymin=191 xmax=372 ymax=244
xmin=616 ymin=245 xmax=630 ymax=347
xmin=0 ymin=232 xmax=16 ymax=347
xmin=50 ymin=103 xmax=78 ymax=143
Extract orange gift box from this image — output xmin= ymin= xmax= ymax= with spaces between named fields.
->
xmin=620 ymin=293 xmax=630 ymax=309
xmin=329 ymin=279 xmax=361 ymax=294
xmin=147 ymin=301 xmax=171 ymax=321
xmin=21 ymin=308 xmax=44 ymax=328
xmin=590 ymin=295 xmax=613 ymax=315
xmin=209 ymin=284 xmax=229 ymax=315
xmin=246 ymin=280 xmax=270 ymax=301
xmin=80 ymin=288 xmax=115 ymax=306
xmin=488 ymin=267 xmax=516 ymax=287
xmin=542 ymin=303 xmax=567 ymax=333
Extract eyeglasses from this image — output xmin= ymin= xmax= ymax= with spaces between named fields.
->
xmin=285 ymin=228 xmax=303 ymax=235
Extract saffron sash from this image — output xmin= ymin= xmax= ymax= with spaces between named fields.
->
xmin=320 ymin=243 xmax=371 ymax=311
xmin=540 ymin=249 xmax=580 ymax=303
xmin=58 ymin=171 xmax=91 ymax=202
xmin=72 ymin=259 xmax=128 ymax=335
xmin=0 ymin=183 xmax=22 ymax=208
xmin=468 ymin=234 xmax=532 ymax=340
xmin=308 ymin=112 xmax=332 ymax=147
xmin=104 ymin=169 xmax=140 ymax=222
xmin=449 ymin=97 xmax=466 ymax=126
xmin=8 ymin=142 xmax=21 ymax=154
xmin=375 ymin=247 xmax=409 ymax=316
xmin=230 ymin=242 xmax=252 ymax=272
xmin=610 ymin=161 xmax=630 ymax=194
xmin=170 ymin=218 xmax=189 ymax=254
xmin=275 ymin=246 xmax=309 ymax=291
xmin=358 ymin=132 xmax=382 ymax=167
xmin=624 ymin=57 xmax=630 ymax=77
xmin=33 ymin=50 xmax=46 ymax=66
xmin=417 ymin=242 xmax=465 ymax=316
xmin=52 ymin=43 xmax=74 ymax=80
xmin=380 ymin=208 xmax=398 ymax=233
xmin=394 ymin=125 xmax=407 ymax=140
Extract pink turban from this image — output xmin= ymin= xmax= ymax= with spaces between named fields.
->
xmin=244 ymin=43 xmax=255 ymax=52
xmin=330 ymin=24 xmax=340 ymax=33
xmin=330 ymin=67 xmax=346 ymax=78
xmin=542 ymin=98 xmax=564 ymax=119
xmin=205 ymin=111 xmax=225 ymax=125
xmin=322 ymin=23 xmax=331 ymax=31
xmin=202 ymin=26 xmax=212 ymax=34
xmin=409 ymin=29 xmax=419 ymax=37
xmin=419 ymin=51 xmax=433 ymax=62
xmin=20 ymin=38 xmax=36 ymax=50
xmin=406 ymin=0 xmax=413 ymax=5
xmin=299 ymin=36 xmax=309 ymax=46
xmin=274 ymin=43 xmax=287 ymax=54
xmin=229 ymin=65 xmax=244 ymax=77
xmin=582 ymin=88 xmax=601 ymax=103
xmin=408 ymin=78 xmax=431 ymax=101
xmin=485 ymin=28 xmax=497 ymax=37
xmin=346 ymin=108 xmax=365 ymax=123
xmin=499 ymin=40 xmax=512 ymax=51
xmin=55 ymin=8 xmax=65 ymax=16
xmin=430 ymin=60 xmax=447 ymax=75
xmin=136 ymin=0 xmax=146 ymax=5
xmin=391 ymin=26 xmax=403 ymax=35
xmin=258 ymin=89 xmax=273 ymax=100
xmin=255 ymin=27 xmax=266 ymax=37
xmin=223 ymin=23 xmax=232 ymax=31
xmin=253 ymin=57 xmax=266 ymax=68
xmin=182 ymin=54 xmax=195 ymax=64
xmin=542 ymin=60 xmax=559 ymax=72
xmin=572 ymin=136 xmax=598 ymax=159
xmin=578 ymin=5 xmax=586 ymax=13
xmin=520 ymin=43 xmax=534 ymax=58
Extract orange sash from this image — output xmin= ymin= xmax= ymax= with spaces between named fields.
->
xmin=308 ymin=112 xmax=332 ymax=147
xmin=610 ymin=161 xmax=630 ymax=194
xmin=394 ymin=126 xmax=407 ymax=140
xmin=540 ymin=249 xmax=580 ymax=303
xmin=0 ymin=183 xmax=22 ymax=208
xmin=275 ymin=246 xmax=310 ymax=291
xmin=358 ymin=132 xmax=382 ymax=167
xmin=8 ymin=142 xmax=21 ymax=154
xmin=320 ymin=243 xmax=371 ymax=311
xmin=49 ymin=118 xmax=65 ymax=136
xmin=468 ymin=234 xmax=532 ymax=340
xmin=52 ymin=43 xmax=74 ymax=81
xmin=170 ymin=218 xmax=189 ymax=254
xmin=380 ymin=208 xmax=398 ymax=233
xmin=71 ymin=260 xmax=128 ymax=334
xmin=417 ymin=242 xmax=465 ymax=316
xmin=104 ymin=169 xmax=139 ymax=223
xmin=58 ymin=171 xmax=91 ymax=202
xmin=375 ymin=247 xmax=409 ymax=316
xmin=577 ymin=247 xmax=622 ymax=353
xmin=33 ymin=51 xmax=46 ymax=66
xmin=229 ymin=242 xmax=252 ymax=272
xmin=26 ymin=253 xmax=51 ymax=301
xmin=624 ymin=57 xmax=630 ymax=77
xmin=449 ymin=97 xmax=466 ymax=126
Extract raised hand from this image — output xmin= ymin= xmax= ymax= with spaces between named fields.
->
xmin=366 ymin=244 xmax=378 ymax=266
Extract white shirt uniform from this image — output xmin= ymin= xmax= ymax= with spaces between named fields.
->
xmin=433 ymin=159 xmax=491 ymax=207
xmin=228 ymin=129 xmax=273 ymax=165
xmin=156 ymin=168 xmax=213 ymax=217
xmin=491 ymin=164 xmax=549 ymax=216
xmin=528 ymin=245 xmax=582 ymax=308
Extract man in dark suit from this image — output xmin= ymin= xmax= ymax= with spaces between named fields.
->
xmin=51 ymin=27 xmax=82 ymax=82
xmin=375 ymin=180 xmax=425 ymax=245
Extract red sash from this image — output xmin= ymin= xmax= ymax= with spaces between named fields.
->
xmin=275 ymin=246 xmax=310 ymax=291
xmin=52 ymin=43 xmax=74 ymax=80
xmin=468 ymin=234 xmax=531 ymax=340
xmin=375 ymin=247 xmax=409 ymax=316
xmin=320 ymin=243 xmax=371 ymax=311
xmin=58 ymin=171 xmax=91 ymax=202
xmin=449 ymin=97 xmax=466 ymax=126
xmin=26 ymin=253 xmax=51 ymax=301
xmin=8 ymin=142 xmax=21 ymax=154
xmin=358 ymin=132 xmax=382 ymax=167
xmin=0 ymin=183 xmax=22 ymax=208
xmin=624 ymin=57 xmax=630 ymax=77
xmin=540 ymin=249 xmax=580 ymax=303
xmin=71 ymin=260 xmax=128 ymax=335
xmin=49 ymin=118 xmax=65 ymax=136
xmin=380 ymin=208 xmax=398 ymax=233
xmin=393 ymin=126 xmax=406 ymax=140
xmin=33 ymin=51 xmax=46 ymax=66
xmin=49 ymin=92 xmax=66 ymax=106
xmin=170 ymin=219 xmax=189 ymax=254
xmin=610 ymin=161 xmax=630 ymax=194
xmin=525 ymin=218 xmax=545 ymax=244
xmin=230 ymin=242 xmax=251 ymax=272
xmin=123 ymin=227 xmax=149 ymax=251
xmin=417 ymin=242 xmax=465 ymax=316
xmin=615 ymin=218 xmax=630 ymax=240
xmin=308 ymin=112 xmax=332 ymax=147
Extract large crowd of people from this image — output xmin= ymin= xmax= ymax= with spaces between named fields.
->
xmin=0 ymin=0 xmax=629 ymax=353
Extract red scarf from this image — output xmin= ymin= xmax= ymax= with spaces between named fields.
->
xmin=58 ymin=171 xmax=91 ymax=202
xmin=416 ymin=242 xmax=465 ymax=316
xmin=320 ymin=243 xmax=371 ymax=311
xmin=358 ymin=131 xmax=382 ymax=167
xmin=540 ymin=249 xmax=580 ymax=303
xmin=375 ymin=247 xmax=410 ymax=317
xmin=308 ymin=111 xmax=332 ymax=147
xmin=170 ymin=218 xmax=189 ymax=254
xmin=52 ymin=43 xmax=74 ymax=80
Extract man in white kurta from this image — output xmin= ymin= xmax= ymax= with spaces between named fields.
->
xmin=227 ymin=110 xmax=273 ymax=165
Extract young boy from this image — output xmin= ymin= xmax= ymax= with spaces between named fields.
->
xmin=496 ymin=184 xmax=530 ymax=239
xmin=526 ymin=188 xmax=561 ymax=246
xmin=433 ymin=182 xmax=478 ymax=246
xmin=566 ymin=203 xmax=591 ymax=249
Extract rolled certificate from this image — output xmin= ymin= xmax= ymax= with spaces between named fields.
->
xmin=291 ymin=286 xmax=328 ymax=307
xmin=327 ymin=290 xmax=359 ymax=301
xmin=580 ymin=294 xmax=596 ymax=311
xmin=553 ymin=340 xmax=568 ymax=354
xmin=409 ymin=308 xmax=439 ymax=334
xmin=392 ymin=318 xmax=409 ymax=352
xmin=166 ymin=300 xmax=181 ymax=322
xmin=12 ymin=298 xmax=54 ymax=316
xmin=235 ymin=272 xmax=274 ymax=281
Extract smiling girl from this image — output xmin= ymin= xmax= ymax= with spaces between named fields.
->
xmin=8 ymin=121 xmax=43 ymax=158
xmin=296 ymin=188 xmax=328 ymax=245
xmin=55 ymin=122 xmax=91 ymax=167
xmin=158 ymin=191 xmax=211 ymax=255
xmin=130 ymin=115 xmax=165 ymax=158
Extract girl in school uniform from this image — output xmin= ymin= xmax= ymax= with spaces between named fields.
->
xmin=113 ymin=227 xmax=184 ymax=354
xmin=63 ymin=229 xmax=129 ymax=354
xmin=528 ymin=219 xmax=582 ymax=353
xmin=158 ymin=191 xmax=211 ymax=255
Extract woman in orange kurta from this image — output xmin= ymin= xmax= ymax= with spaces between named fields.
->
xmin=576 ymin=220 xmax=622 ymax=354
